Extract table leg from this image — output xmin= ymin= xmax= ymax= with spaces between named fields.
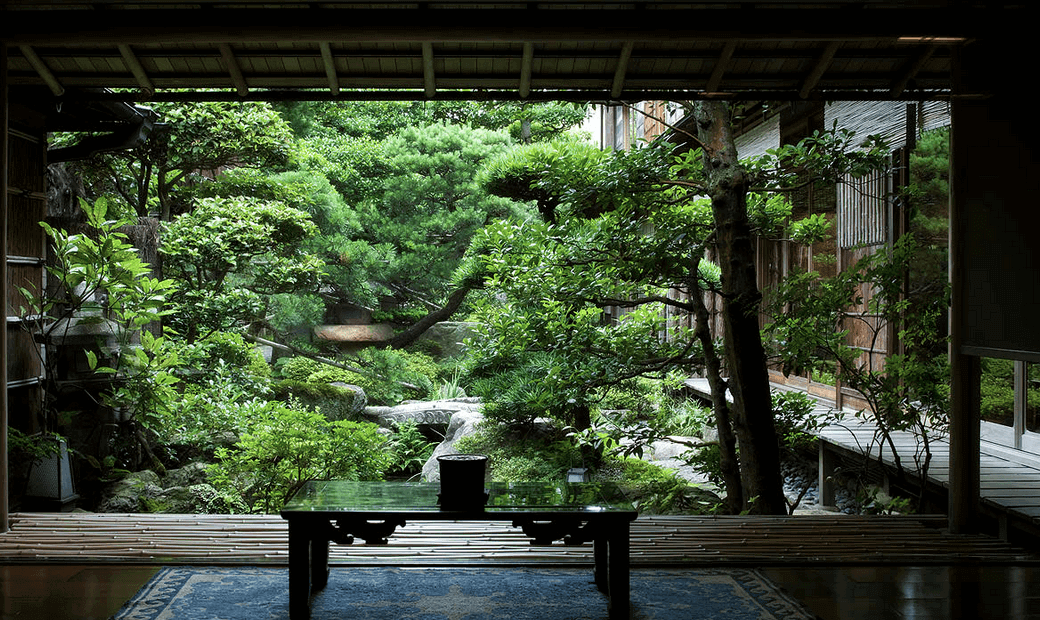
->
xmin=288 ymin=519 xmax=312 ymax=620
xmin=593 ymin=537 xmax=608 ymax=593
xmin=606 ymin=523 xmax=630 ymax=620
xmin=311 ymin=528 xmax=330 ymax=591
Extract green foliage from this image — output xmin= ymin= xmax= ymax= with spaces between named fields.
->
xmin=210 ymin=401 xmax=391 ymax=513
xmin=453 ymin=423 xmax=580 ymax=483
xmin=479 ymin=140 xmax=607 ymax=220
xmin=908 ymin=126 xmax=950 ymax=243
xmin=746 ymin=124 xmax=891 ymax=188
xmin=276 ymin=348 xmax=439 ymax=406
xmin=387 ymin=420 xmax=437 ymax=478
xmin=787 ymin=213 xmax=832 ymax=245
xmin=176 ymin=331 xmax=271 ymax=382
xmin=161 ymin=195 xmax=325 ymax=340
xmin=271 ymin=380 xmax=364 ymax=423
xmin=468 ymin=352 xmax=567 ymax=427
xmin=348 ymin=123 xmax=525 ymax=306
xmin=64 ymin=101 xmax=293 ymax=218
xmin=23 ymin=198 xmax=179 ymax=442
xmin=765 ymin=235 xmax=950 ymax=481
xmin=658 ymin=399 xmax=712 ymax=437
xmin=595 ymin=457 xmax=719 ymax=515
xmin=184 ymin=484 xmax=250 ymax=515
xmin=978 ymin=358 xmax=1040 ymax=426
xmin=771 ymin=390 xmax=822 ymax=455
xmin=432 ymin=367 xmax=466 ymax=400
xmin=593 ymin=378 xmax=659 ymax=419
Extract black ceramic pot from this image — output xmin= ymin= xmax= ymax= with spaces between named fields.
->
xmin=437 ymin=454 xmax=489 ymax=511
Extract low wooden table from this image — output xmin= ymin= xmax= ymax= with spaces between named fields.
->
xmin=280 ymin=480 xmax=637 ymax=619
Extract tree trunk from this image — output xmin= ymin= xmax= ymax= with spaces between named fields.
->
xmin=386 ymin=283 xmax=474 ymax=350
xmin=689 ymin=267 xmax=743 ymax=513
xmin=694 ymin=101 xmax=786 ymax=515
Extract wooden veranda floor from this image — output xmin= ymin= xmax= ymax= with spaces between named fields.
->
xmin=1 ymin=512 xmax=1035 ymax=566
xmin=685 ymin=378 xmax=1040 ymax=542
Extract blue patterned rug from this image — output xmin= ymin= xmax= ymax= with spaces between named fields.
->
xmin=112 ymin=566 xmax=818 ymax=620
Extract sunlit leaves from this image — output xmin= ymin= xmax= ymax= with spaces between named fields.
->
xmin=161 ymin=196 xmax=325 ymax=338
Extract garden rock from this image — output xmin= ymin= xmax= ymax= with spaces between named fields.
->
xmin=162 ymin=462 xmax=209 ymax=489
xmin=415 ymin=321 xmax=480 ymax=358
xmin=329 ymin=382 xmax=367 ymax=419
xmin=648 ymin=437 xmax=700 ymax=461
xmin=421 ymin=408 xmax=486 ymax=482
xmin=98 ymin=469 xmax=163 ymax=513
xmin=364 ymin=398 xmax=482 ymax=430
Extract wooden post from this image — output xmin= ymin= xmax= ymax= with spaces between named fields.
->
xmin=947 ymin=95 xmax=981 ymax=535
xmin=1 ymin=42 xmax=9 ymax=534
xmin=818 ymin=441 xmax=836 ymax=508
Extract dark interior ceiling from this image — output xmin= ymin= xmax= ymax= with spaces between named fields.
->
xmin=1 ymin=2 xmax=1024 ymax=104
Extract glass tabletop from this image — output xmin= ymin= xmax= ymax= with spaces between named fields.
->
xmin=281 ymin=480 xmax=636 ymax=515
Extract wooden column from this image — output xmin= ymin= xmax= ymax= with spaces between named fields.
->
xmin=1 ymin=42 xmax=10 ymax=534
xmin=947 ymin=95 xmax=981 ymax=536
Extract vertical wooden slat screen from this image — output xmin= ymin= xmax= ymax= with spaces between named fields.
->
xmin=837 ymin=170 xmax=888 ymax=248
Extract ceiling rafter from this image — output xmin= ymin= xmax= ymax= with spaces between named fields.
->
xmin=799 ymin=40 xmax=841 ymax=99
xmin=422 ymin=42 xmax=436 ymax=99
xmin=706 ymin=41 xmax=736 ymax=93
xmin=520 ymin=42 xmax=534 ymax=99
xmin=0 ymin=8 xmax=988 ymax=46
xmin=891 ymin=45 xmax=937 ymax=99
xmin=18 ymin=45 xmax=64 ymax=97
xmin=611 ymin=41 xmax=634 ymax=99
xmin=218 ymin=43 xmax=249 ymax=97
xmin=0 ymin=4 xmax=1001 ymax=103
xmin=117 ymin=44 xmax=155 ymax=95
xmin=319 ymin=42 xmax=340 ymax=97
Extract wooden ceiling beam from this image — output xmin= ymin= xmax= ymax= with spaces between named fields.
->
xmin=0 ymin=8 xmax=986 ymax=46
xmin=218 ymin=43 xmax=249 ymax=97
xmin=118 ymin=44 xmax=155 ymax=95
xmin=422 ymin=42 xmax=436 ymax=99
xmin=17 ymin=46 xmax=64 ymax=97
xmin=611 ymin=41 xmax=634 ymax=99
xmin=519 ymin=42 xmax=534 ymax=99
xmin=319 ymin=42 xmax=340 ymax=97
xmin=891 ymin=45 xmax=937 ymax=98
xmin=799 ymin=40 xmax=841 ymax=99
xmin=706 ymin=41 xmax=736 ymax=93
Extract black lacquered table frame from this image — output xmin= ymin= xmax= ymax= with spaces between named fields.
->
xmin=280 ymin=481 xmax=637 ymax=620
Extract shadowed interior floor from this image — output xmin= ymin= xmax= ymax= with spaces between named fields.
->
xmin=3 ymin=564 xmax=1039 ymax=620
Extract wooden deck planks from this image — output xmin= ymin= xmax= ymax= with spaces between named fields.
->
xmin=1 ymin=512 xmax=1035 ymax=566
xmin=685 ymin=378 xmax=1040 ymax=531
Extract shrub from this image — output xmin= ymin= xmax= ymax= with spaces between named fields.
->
xmin=595 ymin=457 xmax=719 ymax=515
xmin=176 ymin=331 xmax=271 ymax=383
xmin=209 ymin=400 xmax=392 ymax=513
xmin=274 ymin=348 xmax=440 ymax=406
xmin=272 ymin=380 xmax=365 ymax=422
xmin=387 ymin=420 xmax=437 ymax=477
xmin=454 ymin=423 xmax=580 ymax=483
xmin=772 ymin=390 xmax=821 ymax=455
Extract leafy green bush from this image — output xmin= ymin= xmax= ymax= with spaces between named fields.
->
xmin=468 ymin=352 xmax=563 ymax=427
xmin=594 ymin=378 xmax=659 ymax=418
xmin=454 ymin=423 xmax=580 ymax=483
xmin=387 ymin=420 xmax=437 ymax=477
xmin=595 ymin=457 xmax=719 ymax=515
xmin=175 ymin=331 xmax=271 ymax=386
xmin=271 ymin=380 xmax=365 ymax=422
xmin=659 ymin=399 xmax=712 ymax=437
xmin=978 ymin=358 xmax=1040 ymax=426
xmin=209 ymin=400 xmax=391 ymax=514
xmin=156 ymin=333 xmax=276 ymax=461
xmin=772 ymin=390 xmax=821 ymax=455
xmin=275 ymin=348 xmax=440 ymax=406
